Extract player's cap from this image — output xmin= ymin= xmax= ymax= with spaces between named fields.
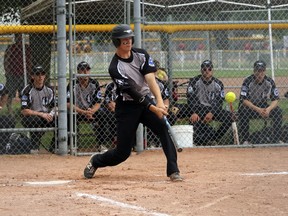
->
xmin=32 ymin=65 xmax=46 ymax=75
xmin=201 ymin=60 xmax=213 ymax=69
xmin=254 ymin=60 xmax=266 ymax=71
xmin=77 ymin=61 xmax=91 ymax=71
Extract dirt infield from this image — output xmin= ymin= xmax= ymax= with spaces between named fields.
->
xmin=1 ymin=147 xmax=288 ymax=216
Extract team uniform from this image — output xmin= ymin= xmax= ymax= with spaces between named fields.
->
xmin=21 ymin=83 xmax=56 ymax=150
xmin=238 ymin=74 xmax=282 ymax=143
xmin=154 ymin=78 xmax=177 ymax=125
xmin=104 ymin=82 xmax=117 ymax=103
xmin=67 ymin=78 xmax=102 ymax=121
xmin=66 ymin=78 xmax=102 ymax=144
xmin=88 ymin=47 xmax=180 ymax=177
xmin=187 ymin=75 xmax=232 ymax=144
xmin=96 ymin=82 xmax=117 ymax=146
xmin=0 ymin=83 xmax=16 ymax=154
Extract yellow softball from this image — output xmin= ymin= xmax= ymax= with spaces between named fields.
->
xmin=225 ymin=91 xmax=236 ymax=103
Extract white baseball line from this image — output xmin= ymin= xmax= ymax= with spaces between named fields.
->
xmin=197 ymin=195 xmax=231 ymax=211
xmin=76 ymin=192 xmax=170 ymax=216
xmin=240 ymin=171 xmax=288 ymax=176
xmin=25 ymin=180 xmax=72 ymax=185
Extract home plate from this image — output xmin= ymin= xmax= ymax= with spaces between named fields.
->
xmin=25 ymin=180 xmax=72 ymax=186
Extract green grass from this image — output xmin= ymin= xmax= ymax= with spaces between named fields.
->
xmin=171 ymin=69 xmax=287 ymax=79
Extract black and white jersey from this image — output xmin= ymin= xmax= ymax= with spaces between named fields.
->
xmin=21 ymin=84 xmax=55 ymax=113
xmin=239 ymin=74 xmax=279 ymax=107
xmin=150 ymin=78 xmax=169 ymax=102
xmin=158 ymin=78 xmax=170 ymax=100
xmin=187 ymin=75 xmax=225 ymax=114
xmin=108 ymin=48 xmax=156 ymax=102
xmin=0 ymin=83 xmax=9 ymax=98
xmin=67 ymin=78 xmax=102 ymax=110
xmin=104 ymin=82 xmax=117 ymax=105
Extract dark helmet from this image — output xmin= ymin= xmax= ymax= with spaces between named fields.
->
xmin=32 ymin=65 xmax=45 ymax=75
xmin=254 ymin=60 xmax=266 ymax=71
xmin=201 ymin=60 xmax=213 ymax=70
xmin=111 ymin=24 xmax=134 ymax=47
xmin=77 ymin=61 xmax=91 ymax=71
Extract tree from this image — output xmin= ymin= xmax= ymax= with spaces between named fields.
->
xmin=0 ymin=1 xmax=35 ymax=23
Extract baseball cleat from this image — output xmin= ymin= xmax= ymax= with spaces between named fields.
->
xmin=83 ymin=155 xmax=97 ymax=179
xmin=169 ymin=172 xmax=183 ymax=182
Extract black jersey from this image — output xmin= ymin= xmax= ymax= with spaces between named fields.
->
xmin=187 ymin=75 xmax=225 ymax=114
xmin=104 ymin=82 xmax=117 ymax=105
xmin=108 ymin=48 xmax=156 ymax=102
xmin=21 ymin=84 xmax=55 ymax=113
xmin=67 ymin=78 xmax=102 ymax=110
xmin=0 ymin=83 xmax=9 ymax=97
xmin=147 ymin=78 xmax=170 ymax=104
xmin=239 ymin=74 xmax=279 ymax=107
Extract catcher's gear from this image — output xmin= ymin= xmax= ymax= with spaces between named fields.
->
xmin=111 ymin=24 xmax=134 ymax=47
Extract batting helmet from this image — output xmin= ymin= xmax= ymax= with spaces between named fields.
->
xmin=201 ymin=60 xmax=213 ymax=70
xmin=111 ymin=24 xmax=134 ymax=47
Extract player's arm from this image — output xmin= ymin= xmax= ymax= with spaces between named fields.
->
xmin=66 ymin=84 xmax=88 ymax=115
xmin=145 ymin=73 xmax=165 ymax=109
xmin=0 ymin=84 xmax=8 ymax=107
xmin=266 ymin=79 xmax=280 ymax=112
xmin=242 ymin=99 xmax=257 ymax=110
xmin=210 ymin=79 xmax=225 ymax=115
xmin=186 ymin=78 xmax=198 ymax=116
xmin=89 ymin=102 xmax=101 ymax=114
xmin=0 ymin=94 xmax=8 ymax=109
xmin=239 ymin=77 xmax=259 ymax=112
xmin=89 ymin=80 xmax=103 ymax=114
xmin=114 ymin=76 xmax=167 ymax=118
xmin=266 ymin=100 xmax=278 ymax=112
xmin=104 ymin=83 xmax=116 ymax=112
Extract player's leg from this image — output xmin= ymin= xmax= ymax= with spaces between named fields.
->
xmin=238 ymin=107 xmax=259 ymax=143
xmin=270 ymin=106 xmax=283 ymax=143
xmin=84 ymin=102 xmax=141 ymax=178
xmin=141 ymin=109 xmax=180 ymax=178
xmin=213 ymin=109 xmax=233 ymax=142
xmin=21 ymin=116 xmax=45 ymax=151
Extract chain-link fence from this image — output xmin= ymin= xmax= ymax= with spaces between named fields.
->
xmin=0 ymin=0 xmax=287 ymax=155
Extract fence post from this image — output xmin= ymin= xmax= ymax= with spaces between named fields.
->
xmin=56 ymin=0 xmax=68 ymax=155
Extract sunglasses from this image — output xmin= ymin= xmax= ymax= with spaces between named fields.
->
xmin=202 ymin=67 xmax=212 ymax=72
xmin=254 ymin=69 xmax=265 ymax=74
xmin=34 ymin=72 xmax=46 ymax=76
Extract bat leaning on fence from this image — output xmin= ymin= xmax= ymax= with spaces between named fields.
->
xmin=163 ymin=116 xmax=183 ymax=152
xmin=229 ymin=103 xmax=240 ymax=145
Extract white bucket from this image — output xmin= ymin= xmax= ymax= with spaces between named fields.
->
xmin=171 ymin=125 xmax=193 ymax=148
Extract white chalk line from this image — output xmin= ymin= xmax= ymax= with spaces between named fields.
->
xmin=76 ymin=192 xmax=170 ymax=216
xmin=240 ymin=171 xmax=288 ymax=176
xmin=25 ymin=180 xmax=72 ymax=185
xmin=197 ymin=195 xmax=231 ymax=211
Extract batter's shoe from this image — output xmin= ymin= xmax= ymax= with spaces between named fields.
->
xmin=169 ymin=172 xmax=183 ymax=182
xmin=83 ymin=154 xmax=98 ymax=179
